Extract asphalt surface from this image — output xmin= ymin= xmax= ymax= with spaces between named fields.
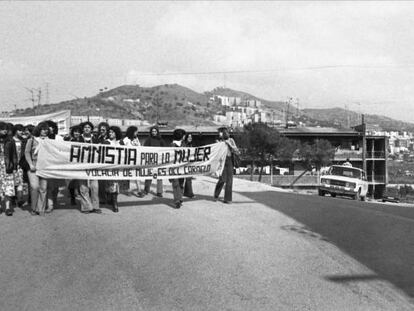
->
xmin=0 ymin=177 xmax=412 ymax=311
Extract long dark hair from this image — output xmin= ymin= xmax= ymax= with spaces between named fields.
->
xmin=125 ymin=126 xmax=138 ymax=140
xmin=33 ymin=122 xmax=50 ymax=137
xmin=109 ymin=126 xmax=122 ymax=141
xmin=184 ymin=133 xmax=194 ymax=146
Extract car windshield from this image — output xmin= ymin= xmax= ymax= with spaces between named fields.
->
xmin=330 ymin=166 xmax=362 ymax=179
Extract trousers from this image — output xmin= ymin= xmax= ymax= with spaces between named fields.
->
xmin=79 ymin=180 xmax=99 ymax=212
xmin=214 ymin=156 xmax=233 ymax=202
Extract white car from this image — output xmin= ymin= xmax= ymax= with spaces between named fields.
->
xmin=319 ymin=165 xmax=368 ymax=201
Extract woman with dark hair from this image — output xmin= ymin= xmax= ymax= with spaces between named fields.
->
xmin=122 ymin=126 xmax=144 ymax=197
xmin=46 ymin=119 xmax=64 ymax=141
xmin=6 ymin=124 xmax=26 ymax=208
xmin=0 ymin=122 xmax=18 ymax=216
xmin=5 ymin=123 xmax=13 ymax=139
xmin=70 ymin=125 xmax=83 ymax=142
xmin=213 ymin=127 xmax=240 ymax=204
xmin=65 ymin=125 xmax=83 ymax=142
xmin=43 ymin=120 xmax=62 ymax=213
xmin=183 ymin=133 xmax=195 ymax=198
xmin=66 ymin=125 xmax=84 ymax=205
xmin=21 ymin=124 xmax=34 ymax=204
xmin=105 ymin=126 xmax=124 ymax=212
xmin=25 ymin=121 xmax=49 ymax=215
xmin=144 ymin=125 xmax=166 ymax=196
xmin=97 ymin=122 xmax=109 ymax=144
xmin=96 ymin=122 xmax=109 ymax=204
xmin=78 ymin=121 xmax=102 ymax=214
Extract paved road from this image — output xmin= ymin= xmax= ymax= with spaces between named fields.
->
xmin=0 ymin=177 xmax=412 ymax=311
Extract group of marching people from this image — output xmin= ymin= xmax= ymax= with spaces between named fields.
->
xmin=0 ymin=120 xmax=239 ymax=215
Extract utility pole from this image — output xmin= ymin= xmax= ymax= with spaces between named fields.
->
xmin=296 ymin=98 xmax=300 ymax=117
xmin=345 ymin=104 xmax=350 ymax=128
xmin=362 ymin=114 xmax=367 ymax=173
xmin=37 ymin=88 xmax=42 ymax=114
xmin=25 ymin=87 xmax=36 ymax=115
xmin=155 ymin=94 xmax=160 ymax=124
xmin=285 ymin=97 xmax=292 ymax=128
xmin=45 ymin=82 xmax=50 ymax=105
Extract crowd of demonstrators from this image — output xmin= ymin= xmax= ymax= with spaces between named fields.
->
xmin=0 ymin=119 xmax=240 ymax=215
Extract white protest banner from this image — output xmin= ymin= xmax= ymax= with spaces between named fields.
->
xmin=0 ymin=110 xmax=71 ymax=135
xmin=36 ymin=139 xmax=228 ymax=180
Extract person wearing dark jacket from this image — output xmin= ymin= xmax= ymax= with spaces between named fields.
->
xmin=3 ymin=124 xmax=26 ymax=214
xmin=170 ymin=129 xmax=186 ymax=209
xmin=67 ymin=125 xmax=84 ymax=205
xmin=0 ymin=122 xmax=18 ymax=216
xmin=96 ymin=122 xmax=109 ymax=204
xmin=20 ymin=124 xmax=34 ymax=205
xmin=183 ymin=133 xmax=195 ymax=198
xmin=143 ymin=125 xmax=166 ymax=196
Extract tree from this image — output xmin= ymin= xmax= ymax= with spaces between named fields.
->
xmin=239 ymin=123 xmax=278 ymax=181
xmin=298 ymin=139 xmax=335 ymax=172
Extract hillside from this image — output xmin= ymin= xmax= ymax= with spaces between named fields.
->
xmin=16 ymin=84 xmax=222 ymax=127
xmin=303 ymin=108 xmax=414 ymax=132
xmin=11 ymin=84 xmax=414 ymax=131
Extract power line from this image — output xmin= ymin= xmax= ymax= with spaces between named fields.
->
xmin=16 ymin=63 xmax=414 ymax=78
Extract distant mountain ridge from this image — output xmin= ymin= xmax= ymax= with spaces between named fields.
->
xmin=303 ymin=108 xmax=414 ymax=132
xmin=11 ymin=84 xmax=414 ymax=131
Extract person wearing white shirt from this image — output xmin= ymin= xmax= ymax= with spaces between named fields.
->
xmin=122 ymin=126 xmax=144 ymax=197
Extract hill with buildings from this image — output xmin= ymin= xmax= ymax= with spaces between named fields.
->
xmin=10 ymin=83 xmax=414 ymax=131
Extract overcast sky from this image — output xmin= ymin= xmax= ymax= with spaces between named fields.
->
xmin=1 ymin=1 xmax=414 ymax=122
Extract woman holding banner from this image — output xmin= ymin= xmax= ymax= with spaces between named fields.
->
xmin=123 ymin=126 xmax=144 ymax=198
xmin=213 ymin=127 xmax=240 ymax=204
xmin=67 ymin=125 xmax=83 ymax=205
xmin=25 ymin=122 xmax=50 ymax=215
xmin=183 ymin=133 xmax=195 ymax=199
xmin=143 ymin=125 xmax=166 ymax=197
xmin=105 ymin=126 xmax=124 ymax=213
xmin=78 ymin=122 xmax=102 ymax=214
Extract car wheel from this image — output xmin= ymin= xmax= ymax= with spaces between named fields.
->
xmin=318 ymin=189 xmax=325 ymax=196
xmin=331 ymin=193 xmax=336 ymax=198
